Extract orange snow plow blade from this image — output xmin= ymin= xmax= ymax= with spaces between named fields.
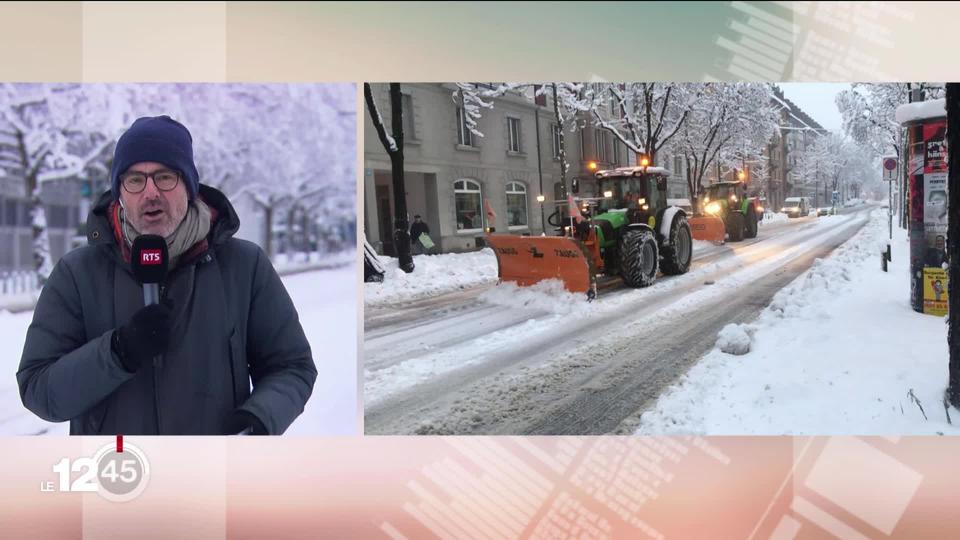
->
xmin=688 ymin=215 xmax=726 ymax=243
xmin=485 ymin=234 xmax=595 ymax=294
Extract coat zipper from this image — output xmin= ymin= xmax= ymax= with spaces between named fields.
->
xmin=154 ymin=283 xmax=167 ymax=435
xmin=153 ymin=358 xmax=162 ymax=434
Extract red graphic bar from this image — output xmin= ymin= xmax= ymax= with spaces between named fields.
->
xmin=116 ymin=435 xmax=123 ymax=453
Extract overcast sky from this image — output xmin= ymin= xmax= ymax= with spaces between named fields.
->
xmin=778 ymin=82 xmax=851 ymax=132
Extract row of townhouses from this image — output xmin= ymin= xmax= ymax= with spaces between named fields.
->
xmin=363 ymin=83 xmax=826 ymax=256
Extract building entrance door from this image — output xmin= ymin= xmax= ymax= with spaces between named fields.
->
xmin=376 ymin=184 xmax=395 ymax=256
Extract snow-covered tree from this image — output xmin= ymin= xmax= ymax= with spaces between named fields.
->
xmin=455 ymin=83 xmax=525 ymax=141
xmin=1 ymin=83 xmax=356 ymax=279
xmin=668 ymin=83 xmax=779 ymax=207
xmin=365 ymin=83 xmax=414 ymax=272
xmin=717 ymin=84 xmax=779 ymax=190
xmin=841 ymin=143 xmax=880 ymax=201
xmin=455 ymin=82 xmax=587 ymax=197
xmin=544 ymin=83 xmax=585 ymax=197
xmin=584 ymin=83 xmax=698 ymax=166
xmin=836 ymin=83 xmax=943 ymax=225
xmin=210 ymin=84 xmax=355 ymax=258
xmin=837 ymin=83 xmax=943 ymax=158
xmin=455 ymin=82 xmax=779 ymax=209
xmin=0 ymin=83 xmax=135 ymax=284
xmin=796 ymin=132 xmax=847 ymax=205
xmin=796 ymin=132 xmax=879 ymax=206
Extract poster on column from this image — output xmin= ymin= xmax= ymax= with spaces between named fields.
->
xmin=923 ymin=267 xmax=949 ymax=317
xmin=909 ymin=143 xmax=925 ymax=176
xmin=924 ymin=172 xmax=947 ymax=232
xmin=923 ymin=120 xmax=948 ymax=266
xmin=924 ymin=120 xmax=947 ymax=174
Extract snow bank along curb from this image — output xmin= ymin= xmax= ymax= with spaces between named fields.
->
xmin=364 ymin=249 xmax=498 ymax=307
xmin=637 ymin=209 xmax=959 ymax=435
xmin=0 ymin=292 xmax=41 ymax=314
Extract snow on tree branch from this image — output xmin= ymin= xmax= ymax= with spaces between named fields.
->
xmin=454 ymin=83 xmax=529 ymax=139
xmin=364 ymin=84 xmax=397 ymax=152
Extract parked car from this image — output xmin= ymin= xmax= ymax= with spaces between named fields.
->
xmin=816 ymin=206 xmax=834 ymax=216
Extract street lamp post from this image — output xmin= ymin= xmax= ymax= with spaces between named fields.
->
xmin=537 ymin=193 xmax=546 ymax=234
xmin=534 ymin=105 xmax=545 ymax=234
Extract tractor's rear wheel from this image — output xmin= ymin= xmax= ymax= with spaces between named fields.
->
xmin=745 ymin=206 xmax=758 ymax=239
xmin=620 ymin=228 xmax=659 ymax=287
xmin=727 ymin=212 xmax=745 ymax=242
xmin=660 ymin=215 xmax=692 ymax=275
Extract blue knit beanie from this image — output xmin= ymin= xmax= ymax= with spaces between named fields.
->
xmin=111 ymin=116 xmax=200 ymax=200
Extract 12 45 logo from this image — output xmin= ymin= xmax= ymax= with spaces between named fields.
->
xmin=40 ymin=441 xmax=150 ymax=502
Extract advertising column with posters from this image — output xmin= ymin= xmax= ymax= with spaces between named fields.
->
xmin=896 ymin=99 xmax=949 ymax=315
xmin=923 ymin=120 xmax=949 ymax=316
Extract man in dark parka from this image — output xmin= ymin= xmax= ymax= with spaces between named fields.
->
xmin=17 ymin=116 xmax=317 ymax=435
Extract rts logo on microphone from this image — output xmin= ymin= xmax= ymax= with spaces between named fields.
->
xmin=140 ymin=250 xmax=162 ymax=265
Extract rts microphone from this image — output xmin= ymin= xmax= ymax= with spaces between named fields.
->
xmin=130 ymin=235 xmax=169 ymax=306
xmin=130 ymin=235 xmax=169 ymax=370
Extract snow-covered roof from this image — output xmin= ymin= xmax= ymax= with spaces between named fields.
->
xmin=772 ymin=93 xmax=790 ymax=110
xmin=895 ymin=98 xmax=945 ymax=124
xmin=595 ymin=166 xmax=670 ymax=178
xmin=771 ymin=86 xmax=825 ymax=132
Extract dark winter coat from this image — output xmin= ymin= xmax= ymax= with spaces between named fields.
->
xmin=409 ymin=221 xmax=430 ymax=244
xmin=17 ymin=185 xmax=317 ymax=435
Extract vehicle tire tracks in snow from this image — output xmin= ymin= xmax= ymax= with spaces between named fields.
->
xmin=365 ymin=209 xmax=872 ymax=434
xmin=363 ymin=215 xmax=824 ymax=370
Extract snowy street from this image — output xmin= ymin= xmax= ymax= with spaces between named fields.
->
xmin=364 ymin=206 xmax=876 ymax=434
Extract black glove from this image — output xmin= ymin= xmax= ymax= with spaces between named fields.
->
xmin=225 ymin=410 xmax=268 ymax=435
xmin=112 ymin=300 xmax=173 ymax=373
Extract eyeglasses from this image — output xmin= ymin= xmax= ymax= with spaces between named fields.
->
xmin=120 ymin=169 xmax=181 ymax=194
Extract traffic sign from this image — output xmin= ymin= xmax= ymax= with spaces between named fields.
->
xmin=882 ymin=156 xmax=897 ymax=181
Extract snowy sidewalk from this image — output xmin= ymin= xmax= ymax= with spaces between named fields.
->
xmin=364 ymin=249 xmax=499 ymax=307
xmin=637 ymin=208 xmax=959 ymax=435
xmin=272 ymin=250 xmax=356 ymax=275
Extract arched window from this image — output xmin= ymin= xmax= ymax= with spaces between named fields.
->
xmin=454 ymin=179 xmax=482 ymax=232
xmin=505 ymin=182 xmax=527 ymax=228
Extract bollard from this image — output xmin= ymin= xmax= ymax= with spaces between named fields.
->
xmin=881 ymin=249 xmax=888 ymax=272
xmin=886 ymin=241 xmax=892 ymax=262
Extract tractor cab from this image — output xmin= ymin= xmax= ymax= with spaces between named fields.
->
xmin=594 ymin=166 xmax=669 ymax=225
xmin=701 ymin=181 xmax=746 ymax=214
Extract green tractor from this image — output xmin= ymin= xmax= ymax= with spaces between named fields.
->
xmin=590 ymin=166 xmax=694 ymax=287
xmin=524 ymin=166 xmax=693 ymax=293
xmin=699 ymin=180 xmax=762 ymax=242
xmin=489 ymin=166 xmax=694 ymax=297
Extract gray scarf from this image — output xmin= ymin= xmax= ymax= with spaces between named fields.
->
xmin=122 ymin=200 xmax=212 ymax=269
